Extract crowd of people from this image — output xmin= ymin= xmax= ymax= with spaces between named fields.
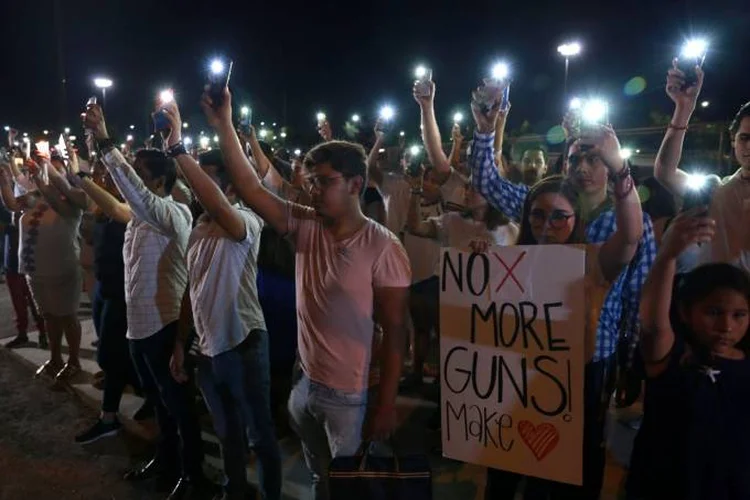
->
xmin=1 ymin=58 xmax=749 ymax=500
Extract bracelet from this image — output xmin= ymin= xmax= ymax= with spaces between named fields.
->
xmin=613 ymin=166 xmax=634 ymax=200
xmin=668 ymin=122 xmax=688 ymax=131
xmin=166 ymin=141 xmax=188 ymax=158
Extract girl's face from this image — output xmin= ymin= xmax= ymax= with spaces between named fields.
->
xmin=685 ymin=288 xmax=749 ymax=357
xmin=528 ymin=192 xmax=577 ymax=244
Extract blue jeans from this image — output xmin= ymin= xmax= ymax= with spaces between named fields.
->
xmin=197 ymin=330 xmax=282 ymax=500
xmin=288 ymin=370 xmax=368 ymax=500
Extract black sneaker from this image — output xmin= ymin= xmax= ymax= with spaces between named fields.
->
xmin=5 ymin=335 xmax=30 ymax=349
xmin=75 ymin=418 xmax=122 ymax=444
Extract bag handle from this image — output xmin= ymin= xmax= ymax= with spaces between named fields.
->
xmin=356 ymin=439 xmax=401 ymax=473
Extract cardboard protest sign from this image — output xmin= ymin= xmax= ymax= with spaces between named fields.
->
xmin=440 ymin=245 xmax=586 ymax=485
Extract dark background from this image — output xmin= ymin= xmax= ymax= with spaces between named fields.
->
xmin=2 ymin=0 xmax=749 ymax=149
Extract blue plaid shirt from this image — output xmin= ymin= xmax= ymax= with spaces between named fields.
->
xmin=470 ymin=132 xmax=656 ymax=362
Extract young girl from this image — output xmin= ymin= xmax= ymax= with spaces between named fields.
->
xmin=627 ymin=208 xmax=750 ymax=500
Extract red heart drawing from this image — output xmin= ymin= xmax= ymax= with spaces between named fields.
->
xmin=517 ymin=420 xmax=560 ymax=461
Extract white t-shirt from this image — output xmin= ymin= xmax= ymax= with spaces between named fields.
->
xmin=187 ymin=206 xmax=266 ymax=357
xmin=698 ymin=169 xmax=750 ymax=272
xmin=431 ymin=211 xmax=519 ymax=249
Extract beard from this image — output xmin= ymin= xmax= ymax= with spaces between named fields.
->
xmin=522 ymin=168 xmax=542 ymax=186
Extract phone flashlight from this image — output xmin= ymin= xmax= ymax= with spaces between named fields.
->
xmin=294 ymin=148 xmax=302 ymax=157
xmin=379 ymin=105 xmax=395 ymax=121
xmin=491 ymin=62 xmax=510 ymax=81
xmin=414 ymin=65 xmax=432 ymax=82
xmin=413 ymin=65 xmax=433 ymax=99
xmin=126 ymin=134 xmax=134 ymax=142
xmin=316 ymin=112 xmax=326 ymax=124
xmin=681 ymin=173 xmax=720 ymax=214
xmin=239 ymin=106 xmax=252 ymax=134
xmin=409 ymin=145 xmax=420 ymax=156
xmin=184 ymin=137 xmax=193 ymax=147
xmin=582 ymin=99 xmax=608 ymax=125
xmin=207 ymin=58 xmax=233 ymax=108
xmin=199 ymin=136 xmax=210 ymax=149
xmin=159 ymin=89 xmax=174 ymax=104
xmin=678 ymin=38 xmax=708 ymax=90
xmin=3 ymin=126 xmax=9 ymax=132
xmin=453 ymin=112 xmax=464 ymax=123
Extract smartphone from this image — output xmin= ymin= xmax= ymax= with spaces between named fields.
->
xmin=413 ymin=68 xmax=433 ymax=99
xmin=239 ymin=108 xmax=252 ymax=134
xmin=153 ymin=110 xmax=170 ymax=132
xmin=681 ymin=175 xmax=720 ymax=214
xmin=87 ymin=96 xmax=98 ymax=107
xmin=207 ymin=60 xmax=233 ymax=108
xmin=500 ymin=84 xmax=511 ymax=111
xmin=375 ymin=119 xmax=393 ymax=135
xmin=676 ymin=55 xmax=705 ymax=90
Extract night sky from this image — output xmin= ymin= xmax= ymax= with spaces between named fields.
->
xmin=3 ymin=0 xmax=749 ymax=149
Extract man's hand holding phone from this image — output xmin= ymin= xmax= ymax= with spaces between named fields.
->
xmin=200 ymin=87 xmax=233 ymax=130
xmin=412 ymin=78 xmax=435 ymax=108
xmin=82 ymin=104 xmax=110 ymax=140
xmin=471 ymin=83 xmax=503 ymax=134
xmin=577 ymin=124 xmax=625 ymax=175
xmin=666 ymin=59 xmax=704 ymax=114
xmin=158 ymin=100 xmax=183 ymax=148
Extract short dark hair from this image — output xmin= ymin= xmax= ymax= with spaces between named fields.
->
xmin=135 ymin=149 xmax=177 ymax=194
xmin=516 ymin=175 xmax=584 ymax=245
xmin=198 ymin=149 xmax=230 ymax=189
xmin=304 ymin=141 xmax=367 ymax=194
xmin=729 ymin=101 xmax=750 ymax=137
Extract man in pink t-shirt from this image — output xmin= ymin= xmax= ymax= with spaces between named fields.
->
xmin=203 ymin=88 xmax=411 ymax=500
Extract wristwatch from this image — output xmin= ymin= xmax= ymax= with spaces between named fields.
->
xmin=166 ymin=141 xmax=188 ymax=158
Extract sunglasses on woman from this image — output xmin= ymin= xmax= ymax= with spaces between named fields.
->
xmin=528 ymin=208 xmax=575 ymax=229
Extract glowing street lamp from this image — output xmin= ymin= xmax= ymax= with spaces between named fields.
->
xmin=199 ymin=136 xmax=210 ymax=149
xmin=129 ymin=125 xmax=135 ymax=130
xmin=399 ymin=131 xmax=405 ymax=137
xmin=280 ymin=132 xmax=287 ymax=138
xmin=93 ymin=77 xmax=113 ymax=106
xmin=557 ymin=41 xmax=582 ymax=96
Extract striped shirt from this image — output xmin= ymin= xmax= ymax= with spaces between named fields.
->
xmin=470 ymin=131 xmax=656 ymax=362
xmin=102 ymin=149 xmax=192 ymax=340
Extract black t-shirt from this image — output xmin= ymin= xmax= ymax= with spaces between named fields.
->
xmin=257 ymin=226 xmax=295 ymax=279
xmin=362 ymin=186 xmax=384 ymax=206
xmin=93 ymin=217 xmax=126 ymax=299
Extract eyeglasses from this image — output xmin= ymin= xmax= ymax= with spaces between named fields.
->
xmin=308 ymin=174 xmax=344 ymax=189
xmin=528 ymin=208 xmax=575 ymax=229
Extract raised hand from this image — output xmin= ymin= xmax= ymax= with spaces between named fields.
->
xmin=412 ymin=79 xmax=436 ymax=108
xmin=200 ymin=87 xmax=233 ymax=129
xmin=471 ymin=84 xmax=503 ymax=134
xmin=318 ymin=120 xmax=333 ymax=142
xmin=578 ymin=124 xmax=624 ymax=174
xmin=82 ymin=104 xmax=110 ymax=140
xmin=159 ymin=101 xmax=183 ymax=148
xmin=666 ymin=59 xmax=704 ymax=111
xmin=660 ymin=208 xmax=715 ymax=260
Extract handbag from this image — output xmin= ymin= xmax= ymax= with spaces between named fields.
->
xmin=328 ymin=440 xmax=432 ymax=500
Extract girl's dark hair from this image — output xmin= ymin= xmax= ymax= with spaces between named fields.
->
xmin=460 ymin=183 xmax=510 ymax=230
xmin=676 ymin=263 xmax=750 ymax=353
xmin=516 ymin=175 xmax=583 ymax=245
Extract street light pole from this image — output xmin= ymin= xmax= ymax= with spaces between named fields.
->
xmin=557 ymin=42 xmax=582 ymax=101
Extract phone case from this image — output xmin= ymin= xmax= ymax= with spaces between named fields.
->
xmin=153 ymin=110 xmax=170 ymax=131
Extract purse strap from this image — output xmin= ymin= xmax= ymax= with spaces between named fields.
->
xmin=356 ymin=440 xmax=401 ymax=473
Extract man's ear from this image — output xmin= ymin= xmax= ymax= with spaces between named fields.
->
xmin=350 ymin=175 xmax=364 ymax=196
